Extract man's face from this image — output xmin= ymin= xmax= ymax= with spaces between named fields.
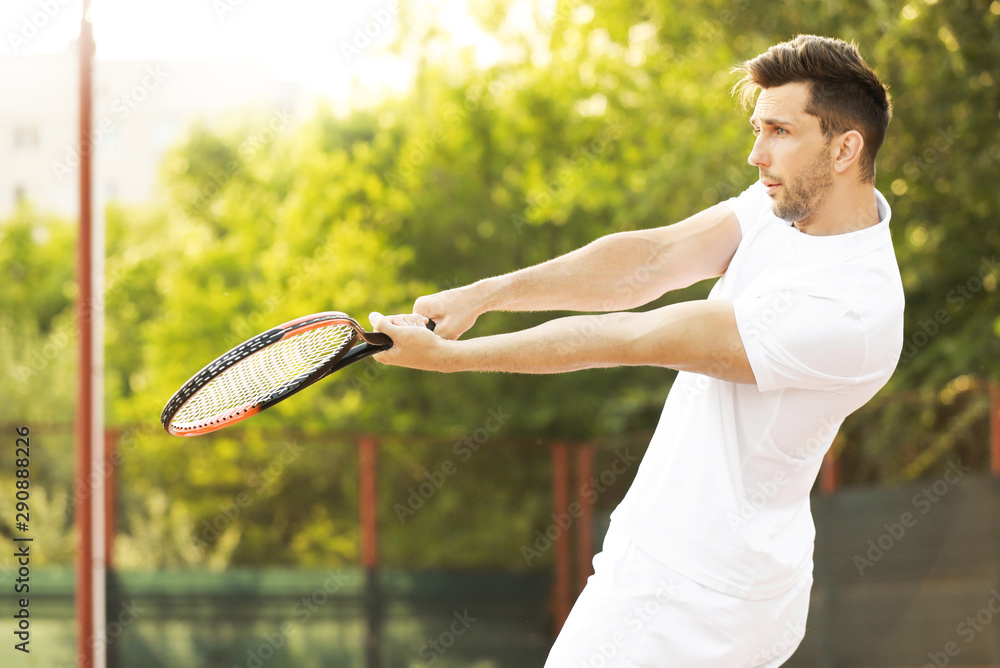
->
xmin=747 ymin=83 xmax=833 ymax=226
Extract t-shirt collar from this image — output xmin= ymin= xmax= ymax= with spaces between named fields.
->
xmin=780 ymin=187 xmax=893 ymax=259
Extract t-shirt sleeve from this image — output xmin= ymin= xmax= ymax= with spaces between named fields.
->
xmin=721 ymin=180 xmax=769 ymax=237
xmin=733 ymin=291 xmax=870 ymax=392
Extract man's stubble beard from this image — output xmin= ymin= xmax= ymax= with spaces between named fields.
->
xmin=771 ymin=148 xmax=834 ymax=225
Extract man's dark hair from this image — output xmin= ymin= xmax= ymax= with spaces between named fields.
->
xmin=732 ymin=35 xmax=892 ymax=183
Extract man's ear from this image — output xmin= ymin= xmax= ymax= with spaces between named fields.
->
xmin=832 ymin=130 xmax=865 ymax=175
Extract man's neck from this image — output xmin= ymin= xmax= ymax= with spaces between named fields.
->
xmin=794 ymin=183 xmax=880 ymax=236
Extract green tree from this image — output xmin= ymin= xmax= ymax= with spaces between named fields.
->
xmin=2 ymin=0 xmax=997 ymax=571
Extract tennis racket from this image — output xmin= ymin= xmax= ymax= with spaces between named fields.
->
xmin=161 ymin=311 xmax=434 ymax=437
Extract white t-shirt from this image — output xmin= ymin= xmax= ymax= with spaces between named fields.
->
xmin=611 ymin=180 xmax=904 ymax=599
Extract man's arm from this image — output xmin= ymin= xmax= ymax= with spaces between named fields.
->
xmin=415 ymin=204 xmax=742 ymax=339
xmin=370 ymin=299 xmax=754 ymax=384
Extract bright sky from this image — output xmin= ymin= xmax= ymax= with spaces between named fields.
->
xmin=0 ymin=0 xmax=524 ymax=102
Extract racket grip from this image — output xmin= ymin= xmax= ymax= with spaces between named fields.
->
xmin=329 ymin=318 xmax=437 ymax=374
xmin=363 ymin=318 xmax=435 ymax=347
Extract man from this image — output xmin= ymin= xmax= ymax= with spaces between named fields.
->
xmin=370 ymin=35 xmax=902 ymax=666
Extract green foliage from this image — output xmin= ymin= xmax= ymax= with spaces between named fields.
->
xmin=1 ymin=0 xmax=998 ymax=571
xmin=0 ymin=206 xmax=77 ymax=421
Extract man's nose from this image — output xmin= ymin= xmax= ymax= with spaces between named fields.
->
xmin=747 ymin=136 xmax=768 ymax=169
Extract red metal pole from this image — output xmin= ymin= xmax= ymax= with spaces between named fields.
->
xmin=551 ymin=442 xmax=572 ymax=633
xmin=574 ymin=443 xmax=595 ymax=595
xmin=358 ymin=436 xmax=380 ymax=668
xmin=990 ymin=381 xmax=1000 ymax=477
xmin=75 ymin=2 xmax=95 ymax=666
xmin=359 ymin=436 xmax=378 ymax=568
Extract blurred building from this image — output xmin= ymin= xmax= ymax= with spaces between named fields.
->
xmin=0 ymin=43 xmax=306 ymax=219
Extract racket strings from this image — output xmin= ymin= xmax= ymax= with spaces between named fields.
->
xmin=170 ymin=324 xmax=356 ymax=428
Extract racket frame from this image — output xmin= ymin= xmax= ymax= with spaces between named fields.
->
xmin=161 ymin=312 xmax=395 ymax=437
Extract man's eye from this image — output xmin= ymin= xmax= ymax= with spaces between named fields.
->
xmin=776 ymin=127 xmax=788 ymax=135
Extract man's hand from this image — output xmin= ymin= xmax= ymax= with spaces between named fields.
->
xmin=413 ymin=286 xmax=483 ymax=340
xmin=368 ymin=312 xmax=452 ymax=371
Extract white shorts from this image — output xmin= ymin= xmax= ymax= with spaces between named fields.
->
xmin=544 ymin=523 xmax=811 ymax=668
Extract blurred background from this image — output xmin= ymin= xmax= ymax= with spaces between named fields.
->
xmin=0 ymin=0 xmax=998 ymax=666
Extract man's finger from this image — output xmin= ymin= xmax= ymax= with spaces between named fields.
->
xmin=369 ymin=311 xmax=390 ymax=333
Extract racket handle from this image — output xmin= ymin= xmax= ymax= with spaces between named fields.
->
xmin=330 ymin=318 xmax=437 ymax=373
xmin=360 ymin=318 xmax=435 ymax=347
